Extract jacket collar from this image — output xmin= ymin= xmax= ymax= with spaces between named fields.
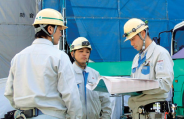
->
xmin=32 ymin=38 xmax=53 ymax=46
xmin=73 ymin=62 xmax=89 ymax=74
xmin=132 ymin=41 xmax=156 ymax=68
xmin=145 ymin=41 xmax=156 ymax=60
xmin=73 ymin=62 xmax=95 ymax=83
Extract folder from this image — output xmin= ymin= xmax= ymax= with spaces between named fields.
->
xmin=86 ymin=76 xmax=159 ymax=96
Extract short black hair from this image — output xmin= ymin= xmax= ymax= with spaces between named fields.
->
xmin=34 ymin=24 xmax=55 ymax=38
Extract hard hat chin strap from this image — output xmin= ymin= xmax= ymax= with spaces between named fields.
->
xmin=138 ymin=29 xmax=148 ymax=53
xmin=39 ymin=25 xmax=58 ymax=45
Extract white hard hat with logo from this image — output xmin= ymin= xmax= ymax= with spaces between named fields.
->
xmin=33 ymin=8 xmax=67 ymax=30
xmin=33 ymin=8 xmax=67 ymax=45
xmin=70 ymin=37 xmax=92 ymax=52
xmin=123 ymin=18 xmax=148 ymax=42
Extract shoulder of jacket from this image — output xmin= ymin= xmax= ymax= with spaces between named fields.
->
xmin=154 ymin=45 xmax=170 ymax=55
xmin=87 ymin=67 xmax=99 ymax=74
xmin=52 ymin=49 xmax=68 ymax=57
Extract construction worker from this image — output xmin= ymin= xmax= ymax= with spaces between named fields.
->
xmin=4 ymin=8 xmax=82 ymax=119
xmin=123 ymin=18 xmax=174 ymax=119
xmin=70 ymin=37 xmax=112 ymax=119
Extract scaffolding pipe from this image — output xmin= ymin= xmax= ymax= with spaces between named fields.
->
xmin=62 ymin=0 xmax=66 ymax=52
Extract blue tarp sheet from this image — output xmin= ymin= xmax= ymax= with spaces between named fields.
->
xmin=42 ymin=0 xmax=184 ymax=62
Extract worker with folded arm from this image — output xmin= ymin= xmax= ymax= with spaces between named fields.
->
xmin=123 ymin=18 xmax=174 ymax=119
xmin=70 ymin=37 xmax=112 ymax=119
xmin=4 ymin=8 xmax=82 ymax=119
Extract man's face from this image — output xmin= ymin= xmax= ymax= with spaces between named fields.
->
xmin=72 ymin=48 xmax=90 ymax=65
xmin=53 ymin=26 xmax=63 ymax=45
xmin=129 ymin=33 xmax=143 ymax=51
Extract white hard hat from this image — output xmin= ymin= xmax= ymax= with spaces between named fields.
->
xmin=70 ymin=37 xmax=92 ymax=52
xmin=123 ymin=18 xmax=148 ymax=42
xmin=33 ymin=8 xmax=67 ymax=30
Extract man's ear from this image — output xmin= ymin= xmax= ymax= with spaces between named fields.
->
xmin=71 ymin=51 xmax=74 ymax=57
xmin=47 ymin=25 xmax=53 ymax=35
xmin=141 ymin=30 xmax=146 ymax=38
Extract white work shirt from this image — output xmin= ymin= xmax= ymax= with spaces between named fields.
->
xmin=128 ymin=41 xmax=174 ymax=118
xmin=4 ymin=38 xmax=82 ymax=119
xmin=73 ymin=62 xmax=112 ymax=119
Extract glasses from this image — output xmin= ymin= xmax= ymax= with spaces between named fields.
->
xmin=123 ymin=20 xmax=148 ymax=37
